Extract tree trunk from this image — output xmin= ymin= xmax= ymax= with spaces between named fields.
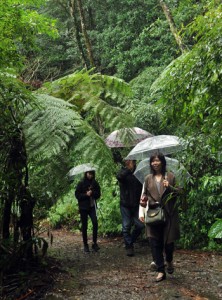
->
xmin=2 ymin=131 xmax=23 ymax=239
xmin=76 ymin=0 xmax=95 ymax=68
xmin=159 ymin=0 xmax=186 ymax=53
xmin=69 ymin=0 xmax=89 ymax=68
xmin=19 ymin=185 xmax=35 ymax=258
xmin=2 ymin=128 xmax=35 ymax=258
xmin=16 ymin=134 xmax=36 ymax=258
xmin=2 ymin=192 xmax=13 ymax=239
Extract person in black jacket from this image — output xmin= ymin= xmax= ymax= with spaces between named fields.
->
xmin=75 ymin=171 xmax=101 ymax=252
xmin=116 ymin=160 xmax=144 ymax=256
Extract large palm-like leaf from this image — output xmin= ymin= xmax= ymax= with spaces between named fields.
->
xmin=23 ymin=93 xmax=115 ymax=180
xmin=41 ymin=69 xmax=133 ymax=132
xmin=23 ymin=94 xmax=83 ymax=159
xmin=22 ymin=70 xmax=134 ymax=199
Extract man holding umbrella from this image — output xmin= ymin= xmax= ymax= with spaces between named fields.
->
xmin=116 ymin=159 xmax=144 ymax=256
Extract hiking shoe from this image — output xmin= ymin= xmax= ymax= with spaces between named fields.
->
xmin=155 ymin=272 xmax=166 ymax=282
xmin=166 ymin=262 xmax=174 ymax=274
xmin=126 ymin=246 xmax=134 ymax=257
xmin=150 ymin=261 xmax=157 ymax=271
xmin=84 ymin=244 xmax=90 ymax=253
xmin=92 ymin=243 xmax=100 ymax=252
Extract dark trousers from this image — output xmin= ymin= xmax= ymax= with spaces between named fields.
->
xmin=120 ymin=205 xmax=144 ymax=248
xmin=79 ymin=206 xmax=98 ymax=245
xmin=149 ymin=231 xmax=174 ymax=273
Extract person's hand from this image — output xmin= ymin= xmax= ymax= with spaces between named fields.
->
xmin=140 ymin=201 xmax=147 ymax=208
xmin=163 ymin=179 xmax=169 ymax=187
xmin=139 ymin=216 xmax=145 ymax=223
xmin=86 ymin=190 xmax=92 ymax=196
xmin=140 ymin=195 xmax=148 ymax=207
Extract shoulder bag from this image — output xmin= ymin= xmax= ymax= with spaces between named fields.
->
xmin=145 ymin=205 xmax=166 ymax=226
xmin=144 ymin=187 xmax=166 ymax=226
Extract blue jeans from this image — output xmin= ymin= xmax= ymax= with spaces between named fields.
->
xmin=120 ymin=205 xmax=144 ymax=248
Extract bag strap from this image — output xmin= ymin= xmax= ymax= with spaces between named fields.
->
xmin=146 ymin=190 xmax=165 ymax=208
xmin=146 ymin=173 xmax=169 ymax=207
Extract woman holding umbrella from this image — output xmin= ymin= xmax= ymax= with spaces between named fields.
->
xmin=75 ymin=170 xmax=101 ymax=253
xmin=139 ymin=152 xmax=181 ymax=282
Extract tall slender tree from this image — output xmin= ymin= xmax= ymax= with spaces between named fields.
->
xmin=76 ymin=0 xmax=95 ymax=68
xmin=159 ymin=0 xmax=187 ymax=53
xmin=69 ymin=0 xmax=89 ymax=68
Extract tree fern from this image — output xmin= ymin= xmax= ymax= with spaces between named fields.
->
xmin=8 ymin=67 xmax=137 ymax=209
xmin=40 ymin=69 xmax=133 ymax=133
xmin=1 ymin=68 xmax=136 ymax=224
xmin=22 ymin=91 xmax=117 ymax=201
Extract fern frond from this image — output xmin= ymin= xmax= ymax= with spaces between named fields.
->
xmin=74 ymin=123 xmax=115 ymax=176
xmin=83 ymin=95 xmax=132 ymax=130
xmin=24 ymin=93 xmax=116 ymax=187
xmin=40 ymin=69 xmax=134 ymax=132
xmin=23 ymin=94 xmax=84 ymax=160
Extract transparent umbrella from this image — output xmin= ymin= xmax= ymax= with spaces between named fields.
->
xmin=134 ymin=157 xmax=190 ymax=187
xmin=105 ymin=127 xmax=153 ymax=148
xmin=125 ymin=135 xmax=184 ymax=160
xmin=67 ymin=163 xmax=97 ymax=180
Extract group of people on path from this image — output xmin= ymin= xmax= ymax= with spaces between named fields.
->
xmin=74 ymin=152 xmax=181 ymax=282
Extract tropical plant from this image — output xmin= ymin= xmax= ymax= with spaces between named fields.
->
xmin=0 ymin=69 xmax=135 ymax=272
xmin=209 ymin=219 xmax=222 ymax=239
xmin=47 ymin=192 xmax=80 ymax=229
xmin=0 ymin=0 xmax=57 ymax=71
xmin=151 ymin=2 xmax=222 ymax=152
xmin=179 ymin=179 xmax=222 ymax=249
xmin=0 ymin=0 xmax=57 ymax=256
xmin=25 ymin=68 xmax=133 ymax=184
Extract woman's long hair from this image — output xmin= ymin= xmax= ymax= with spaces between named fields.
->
xmin=150 ymin=152 xmax=166 ymax=176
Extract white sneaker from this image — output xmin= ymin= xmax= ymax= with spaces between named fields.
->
xmin=150 ymin=261 xmax=157 ymax=271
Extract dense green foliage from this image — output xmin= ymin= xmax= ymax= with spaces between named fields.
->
xmin=21 ymin=0 xmax=182 ymax=82
xmin=150 ymin=1 xmax=222 ymax=248
xmin=151 ymin=4 xmax=222 ymax=150
xmin=0 ymin=0 xmax=57 ymax=71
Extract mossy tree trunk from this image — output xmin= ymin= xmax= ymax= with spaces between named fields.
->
xmin=76 ymin=0 xmax=95 ymax=68
xmin=69 ymin=0 xmax=89 ymax=68
xmin=159 ymin=0 xmax=187 ymax=53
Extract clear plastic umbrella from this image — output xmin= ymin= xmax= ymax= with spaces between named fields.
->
xmin=125 ymin=135 xmax=184 ymax=160
xmin=134 ymin=157 xmax=190 ymax=187
xmin=67 ymin=163 xmax=97 ymax=180
xmin=105 ymin=127 xmax=153 ymax=148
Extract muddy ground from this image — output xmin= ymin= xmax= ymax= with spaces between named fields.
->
xmin=2 ymin=229 xmax=222 ymax=300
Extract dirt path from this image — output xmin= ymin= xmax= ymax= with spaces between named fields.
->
xmin=37 ymin=229 xmax=222 ymax=300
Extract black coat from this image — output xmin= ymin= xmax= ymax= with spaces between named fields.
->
xmin=75 ymin=178 xmax=101 ymax=210
xmin=116 ymin=167 xmax=142 ymax=208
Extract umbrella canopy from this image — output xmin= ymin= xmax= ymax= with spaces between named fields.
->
xmin=67 ymin=163 xmax=97 ymax=180
xmin=105 ymin=127 xmax=153 ymax=148
xmin=125 ymin=135 xmax=183 ymax=160
xmin=134 ymin=157 xmax=190 ymax=187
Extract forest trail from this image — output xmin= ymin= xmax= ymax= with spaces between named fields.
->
xmin=3 ymin=229 xmax=222 ymax=300
xmin=41 ymin=229 xmax=222 ymax=300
